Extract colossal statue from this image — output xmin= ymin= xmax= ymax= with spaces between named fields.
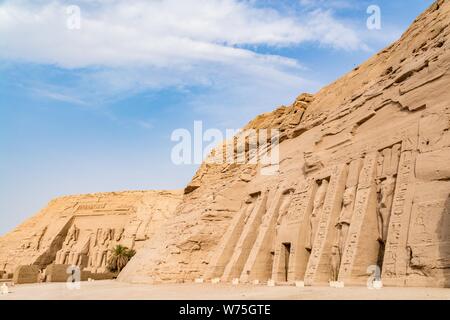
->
xmin=65 ymin=224 xmax=79 ymax=246
xmin=55 ymin=224 xmax=80 ymax=264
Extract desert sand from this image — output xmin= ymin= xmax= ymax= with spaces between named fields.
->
xmin=1 ymin=281 xmax=449 ymax=300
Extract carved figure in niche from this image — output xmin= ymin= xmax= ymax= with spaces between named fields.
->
xmin=55 ymin=224 xmax=79 ymax=264
xmin=330 ymin=245 xmax=341 ymax=282
xmin=306 ymin=179 xmax=329 ymax=251
xmin=377 ymin=176 xmax=396 ymax=243
xmin=335 ymin=186 xmax=356 ymax=253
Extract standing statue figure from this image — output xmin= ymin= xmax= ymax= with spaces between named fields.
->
xmin=330 ymin=245 xmax=341 ymax=282
xmin=306 ymin=180 xmax=329 ymax=251
xmin=377 ymin=176 xmax=396 ymax=243
xmin=335 ymin=187 xmax=356 ymax=253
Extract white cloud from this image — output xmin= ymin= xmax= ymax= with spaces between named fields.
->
xmin=32 ymin=88 xmax=89 ymax=105
xmin=299 ymin=0 xmax=354 ymax=10
xmin=0 ymin=0 xmax=368 ymax=124
xmin=0 ymin=0 xmax=367 ymax=68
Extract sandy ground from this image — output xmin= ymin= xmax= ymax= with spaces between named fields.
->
xmin=0 ymin=280 xmax=449 ymax=300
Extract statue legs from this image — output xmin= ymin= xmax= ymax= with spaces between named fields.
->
xmin=330 ymin=246 xmax=341 ymax=282
xmin=307 ymin=215 xmax=319 ymax=251
xmin=56 ymin=249 xmax=68 ymax=264
xmin=339 ymin=223 xmax=350 ymax=253
xmin=377 ymin=208 xmax=390 ymax=243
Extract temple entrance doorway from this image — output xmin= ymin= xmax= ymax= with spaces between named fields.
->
xmin=282 ymin=242 xmax=291 ymax=282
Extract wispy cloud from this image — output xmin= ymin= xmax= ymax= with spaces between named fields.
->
xmin=0 ymin=0 xmax=368 ymax=68
xmin=32 ymin=88 xmax=88 ymax=106
xmin=299 ymin=0 xmax=354 ymax=10
xmin=0 ymin=0 xmax=368 ymax=123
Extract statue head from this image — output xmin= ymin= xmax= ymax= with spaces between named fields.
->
xmin=342 ymin=187 xmax=355 ymax=206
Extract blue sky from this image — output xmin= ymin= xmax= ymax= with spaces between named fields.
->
xmin=0 ymin=0 xmax=434 ymax=235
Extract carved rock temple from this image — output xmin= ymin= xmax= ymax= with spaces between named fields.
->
xmin=0 ymin=191 xmax=183 ymax=280
xmin=1 ymin=0 xmax=450 ymax=287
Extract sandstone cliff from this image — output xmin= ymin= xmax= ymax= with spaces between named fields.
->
xmin=119 ymin=0 xmax=450 ymax=287
xmin=1 ymin=0 xmax=449 ymax=288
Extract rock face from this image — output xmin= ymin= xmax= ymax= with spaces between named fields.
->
xmin=119 ymin=0 xmax=450 ymax=287
xmin=0 ymin=191 xmax=183 ymax=275
xmin=1 ymin=1 xmax=449 ymax=288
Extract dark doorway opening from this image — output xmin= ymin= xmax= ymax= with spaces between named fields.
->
xmin=282 ymin=243 xmax=291 ymax=282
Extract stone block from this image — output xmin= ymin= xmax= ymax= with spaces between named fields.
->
xmin=13 ymin=265 xmax=40 ymax=284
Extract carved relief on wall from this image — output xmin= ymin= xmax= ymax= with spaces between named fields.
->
xmin=326 ymin=156 xmax=365 ymax=282
xmin=284 ymin=180 xmax=314 ymax=224
xmin=375 ymin=144 xmax=401 ymax=245
xmin=377 ymin=176 xmax=396 ymax=243
xmin=373 ymin=143 xmax=401 ymax=271
xmin=335 ymin=186 xmax=357 ymax=252
xmin=330 ymin=184 xmax=357 ymax=281
xmin=274 ymin=188 xmax=295 ymax=232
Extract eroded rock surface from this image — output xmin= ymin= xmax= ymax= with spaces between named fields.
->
xmin=119 ymin=0 xmax=450 ymax=287
xmin=1 ymin=0 xmax=449 ymax=288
